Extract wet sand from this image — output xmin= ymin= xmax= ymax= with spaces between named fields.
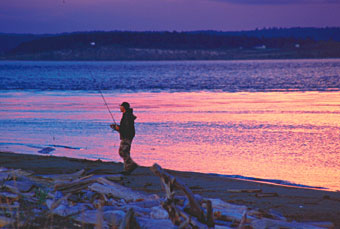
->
xmin=1 ymin=151 xmax=340 ymax=227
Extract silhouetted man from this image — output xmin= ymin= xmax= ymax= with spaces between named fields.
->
xmin=110 ymin=102 xmax=138 ymax=175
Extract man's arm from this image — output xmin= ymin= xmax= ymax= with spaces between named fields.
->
xmin=110 ymin=124 xmax=119 ymax=131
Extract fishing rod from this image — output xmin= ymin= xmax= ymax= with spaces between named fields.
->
xmin=99 ymin=88 xmax=117 ymax=125
xmin=89 ymin=70 xmax=117 ymax=125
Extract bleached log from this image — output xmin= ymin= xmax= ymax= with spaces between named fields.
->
xmin=3 ymin=184 xmax=35 ymax=200
xmin=119 ymin=208 xmax=140 ymax=229
xmin=47 ymin=193 xmax=71 ymax=211
xmin=3 ymin=184 xmax=18 ymax=194
xmin=237 ymin=210 xmax=247 ymax=229
xmin=214 ymin=209 xmax=256 ymax=224
xmin=202 ymin=199 xmax=214 ymax=227
xmin=96 ymin=177 xmax=121 ymax=186
xmin=51 ymin=203 xmax=89 ymax=218
xmin=88 ymin=182 xmax=148 ymax=202
xmin=54 ymin=175 xmax=96 ymax=193
xmin=0 ymin=192 xmax=19 ymax=201
xmin=4 ymin=180 xmax=34 ymax=193
xmin=150 ymin=164 xmax=205 ymax=222
xmin=208 ymin=198 xmax=247 ymax=213
xmin=178 ymin=208 xmax=208 ymax=229
xmin=250 ymin=218 xmax=328 ymax=229
xmin=161 ymin=200 xmax=182 ymax=226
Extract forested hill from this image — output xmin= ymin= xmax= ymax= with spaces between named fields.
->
xmin=1 ymin=27 xmax=340 ymax=60
xmin=193 ymin=27 xmax=340 ymax=41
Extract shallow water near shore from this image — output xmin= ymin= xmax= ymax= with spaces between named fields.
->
xmin=1 ymin=90 xmax=340 ymax=191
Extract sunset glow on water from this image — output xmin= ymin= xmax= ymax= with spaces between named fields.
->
xmin=1 ymin=91 xmax=339 ymax=191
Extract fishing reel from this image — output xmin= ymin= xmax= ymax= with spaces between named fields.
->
xmin=110 ymin=123 xmax=119 ymax=131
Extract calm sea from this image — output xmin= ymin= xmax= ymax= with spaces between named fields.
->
xmin=1 ymin=59 xmax=340 ymax=191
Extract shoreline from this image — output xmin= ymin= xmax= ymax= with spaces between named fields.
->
xmin=1 ymin=151 xmax=340 ymax=227
xmin=1 ymin=148 xmax=335 ymax=192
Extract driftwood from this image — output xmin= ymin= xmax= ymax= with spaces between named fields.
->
xmin=150 ymin=163 xmax=214 ymax=227
xmin=0 ymin=165 xmax=337 ymax=228
xmin=119 ymin=208 xmax=140 ymax=229
xmin=54 ymin=175 xmax=99 ymax=194
xmin=89 ymin=179 xmax=148 ymax=202
xmin=5 ymin=180 xmax=34 ymax=193
xmin=54 ymin=174 xmax=123 ymax=195
xmin=47 ymin=193 xmax=72 ymax=212
xmin=0 ymin=216 xmax=14 ymax=227
xmin=0 ymin=192 xmax=18 ymax=201
xmin=237 ymin=211 xmax=247 ymax=229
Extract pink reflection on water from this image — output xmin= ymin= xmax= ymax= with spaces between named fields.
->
xmin=1 ymin=91 xmax=340 ymax=190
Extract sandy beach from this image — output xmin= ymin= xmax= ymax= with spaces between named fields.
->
xmin=1 ymin=151 xmax=339 ymax=228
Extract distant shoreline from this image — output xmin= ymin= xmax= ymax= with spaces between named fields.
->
xmin=2 ymin=47 xmax=340 ymax=61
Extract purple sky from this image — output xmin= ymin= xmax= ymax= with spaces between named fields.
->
xmin=1 ymin=0 xmax=340 ymax=33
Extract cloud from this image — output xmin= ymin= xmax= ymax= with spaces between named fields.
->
xmin=214 ymin=0 xmax=340 ymax=5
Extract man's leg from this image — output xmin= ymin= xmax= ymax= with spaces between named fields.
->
xmin=118 ymin=139 xmax=137 ymax=172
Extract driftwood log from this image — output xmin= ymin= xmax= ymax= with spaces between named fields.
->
xmin=89 ymin=177 xmax=148 ymax=202
xmin=150 ymin=163 xmax=214 ymax=228
xmin=119 ymin=208 xmax=140 ymax=229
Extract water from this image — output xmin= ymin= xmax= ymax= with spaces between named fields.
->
xmin=1 ymin=59 xmax=340 ymax=191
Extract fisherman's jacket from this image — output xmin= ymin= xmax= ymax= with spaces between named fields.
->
xmin=119 ymin=108 xmax=136 ymax=140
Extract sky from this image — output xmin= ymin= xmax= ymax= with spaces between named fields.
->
xmin=1 ymin=0 xmax=340 ymax=34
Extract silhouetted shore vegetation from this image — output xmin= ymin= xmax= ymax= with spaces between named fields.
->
xmin=1 ymin=27 xmax=340 ymax=60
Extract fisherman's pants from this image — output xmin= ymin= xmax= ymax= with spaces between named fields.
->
xmin=118 ymin=138 xmax=136 ymax=171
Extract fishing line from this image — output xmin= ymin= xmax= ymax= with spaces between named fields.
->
xmin=88 ymin=69 xmax=116 ymax=125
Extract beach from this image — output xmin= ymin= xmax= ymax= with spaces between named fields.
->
xmin=1 ymin=151 xmax=339 ymax=228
